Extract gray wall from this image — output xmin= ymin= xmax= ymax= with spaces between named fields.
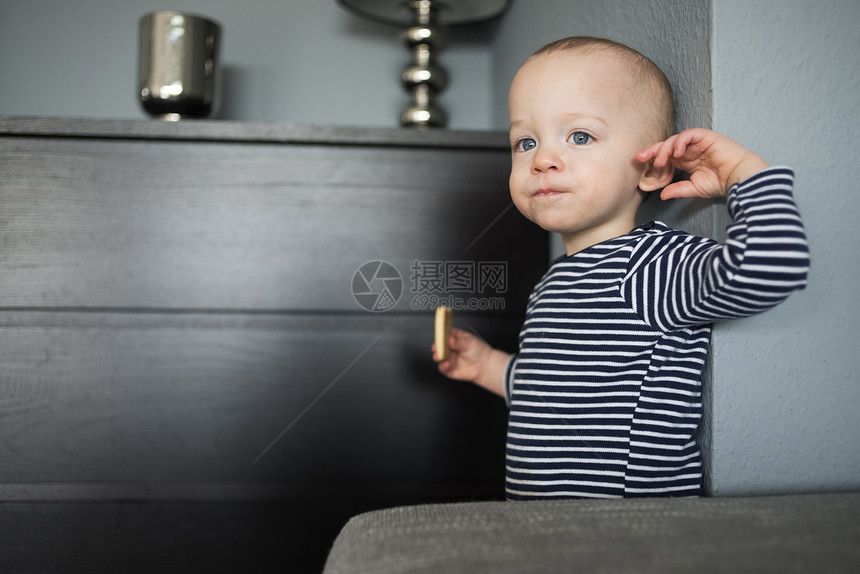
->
xmin=2 ymin=0 xmax=858 ymax=496
xmin=707 ymin=0 xmax=860 ymax=495
xmin=0 ymin=0 xmax=495 ymax=129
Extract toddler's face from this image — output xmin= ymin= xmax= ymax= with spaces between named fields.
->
xmin=508 ymin=50 xmax=657 ymax=253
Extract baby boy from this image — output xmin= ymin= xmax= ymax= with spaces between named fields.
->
xmin=435 ymin=37 xmax=809 ymax=499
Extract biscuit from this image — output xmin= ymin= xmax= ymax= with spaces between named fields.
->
xmin=434 ymin=306 xmax=453 ymax=361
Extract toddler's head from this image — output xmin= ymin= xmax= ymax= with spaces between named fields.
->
xmin=530 ymin=37 xmax=674 ymax=142
xmin=508 ymin=37 xmax=676 ymax=254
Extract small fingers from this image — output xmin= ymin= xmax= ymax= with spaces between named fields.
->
xmin=431 ymin=342 xmax=441 ymax=362
xmin=638 ymin=136 xmax=680 ymax=168
xmin=672 ymin=129 xmax=705 ymax=160
xmin=447 ymin=328 xmax=465 ymax=350
xmin=640 ymin=128 xmax=712 ymax=168
xmin=635 ymin=145 xmax=657 ymax=163
xmin=435 ymin=329 xmax=466 ymax=362
xmin=660 ymin=138 xmax=683 ymax=166
xmin=659 ymin=180 xmax=697 ymax=200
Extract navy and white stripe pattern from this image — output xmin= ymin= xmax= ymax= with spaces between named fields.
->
xmin=504 ymin=167 xmax=809 ymax=499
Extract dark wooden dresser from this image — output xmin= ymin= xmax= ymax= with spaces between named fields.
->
xmin=0 ymin=117 xmax=547 ymax=573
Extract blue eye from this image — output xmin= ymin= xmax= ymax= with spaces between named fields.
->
xmin=569 ymin=131 xmax=591 ymax=145
xmin=514 ymin=138 xmax=536 ymax=152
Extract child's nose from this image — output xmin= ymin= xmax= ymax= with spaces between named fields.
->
xmin=532 ymin=146 xmax=563 ymax=173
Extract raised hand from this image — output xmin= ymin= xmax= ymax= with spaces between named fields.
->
xmin=636 ymin=128 xmax=769 ymax=200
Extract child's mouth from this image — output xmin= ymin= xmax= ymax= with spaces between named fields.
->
xmin=534 ymin=188 xmax=564 ymax=197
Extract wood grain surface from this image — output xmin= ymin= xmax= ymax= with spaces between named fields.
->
xmin=1 ymin=136 xmax=534 ymax=310
xmin=0 ymin=117 xmax=546 ymax=573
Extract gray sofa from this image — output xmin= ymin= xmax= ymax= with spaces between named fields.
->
xmin=323 ymin=492 xmax=860 ymax=573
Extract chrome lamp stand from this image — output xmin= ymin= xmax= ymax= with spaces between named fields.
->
xmin=337 ymin=0 xmax=510 ymax=128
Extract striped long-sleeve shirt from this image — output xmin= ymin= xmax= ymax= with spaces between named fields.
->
xmin=504 ymin=167 xmax=810 ymax=499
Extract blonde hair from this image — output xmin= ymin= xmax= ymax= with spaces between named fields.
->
xmin=532 ymin=36 xmax=675 ymax=142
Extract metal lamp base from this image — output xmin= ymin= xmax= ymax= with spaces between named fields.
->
xmin=338 ymin=0 xmax=510 ymax=128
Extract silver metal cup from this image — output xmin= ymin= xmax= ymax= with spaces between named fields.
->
xmin=138 ymin=11 xmax=221 ymax=120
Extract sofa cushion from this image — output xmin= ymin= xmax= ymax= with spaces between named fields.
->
xmin=323 ymin=493 xmax=860 ymax=574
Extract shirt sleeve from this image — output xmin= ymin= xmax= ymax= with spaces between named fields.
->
xmin=621 ymin=167 xmax=810 ymax=331
xmin=503 ymin=353 xmax=518 ymax=408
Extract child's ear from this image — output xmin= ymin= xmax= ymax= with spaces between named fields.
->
xmin=638 ymin=160 xmax=675 ymax=193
